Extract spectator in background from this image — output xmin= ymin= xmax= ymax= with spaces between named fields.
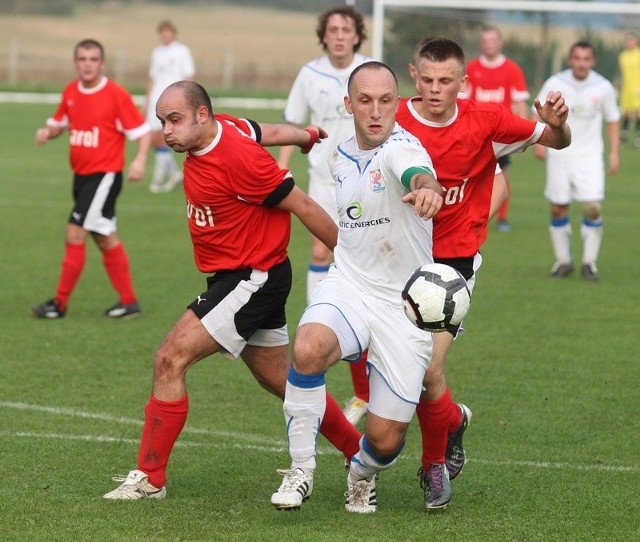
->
xmin=32 ymin=39 xmax=150 ymax=320
xmin=461 ymin=25 xmax=530 ymax=233
xmin=618 ymin=32 xmax=640 ymax=147
xmin=533 ymin=41 xmax=619 ymax=281
xmin=277 ymin=4 xmax=371 ymax=426
xmin=146 ymin=20 xmax=195 ymax=193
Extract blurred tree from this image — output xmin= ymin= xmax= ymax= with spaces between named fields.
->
xmin=0 ymin=0 xmax=76 ymax=15
xmin=383 ymin=7 xmax=486 ymax=83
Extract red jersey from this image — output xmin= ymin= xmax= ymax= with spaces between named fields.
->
xmin=396 ymin=97 xmax=543 ymax=258
xmin=183 ymin=118 xmax=293 ymax=273
xmin=464 ymin=56 xmax=530 ymax=110
xmin=47 ymin=77 xmax=149 ymax=175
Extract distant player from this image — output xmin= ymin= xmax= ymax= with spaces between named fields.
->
xmin=145 ymin=20 xmax=195 ymax=193
xmin=618 ymin=32 xmax=640 ymax=146
xmin=461 ymin=25 xmax=530 ymax=233
xmin=533 ymin=41 xmax=619 ymax=281
xmin=32 ymin=39 xmax=151 ymax=320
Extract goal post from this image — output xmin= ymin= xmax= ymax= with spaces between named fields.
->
xmin=372 ymin=0 xmax=640 ymax=60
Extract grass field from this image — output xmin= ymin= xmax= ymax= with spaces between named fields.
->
xmin=1 ymin=102 xmax=639 ymax=542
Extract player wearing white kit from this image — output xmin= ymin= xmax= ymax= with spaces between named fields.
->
xmin=271 ymin=61 xmax=444 ymax=513
xmin=278 ymin=4 xmax=369 ymax=298
xmin=278 ymin=4 xmax=372 ymax=425
xmin=533 ymin=41 xmax=619 ymax=281
xmin=145 ymin=20 xmax=195 ymax=193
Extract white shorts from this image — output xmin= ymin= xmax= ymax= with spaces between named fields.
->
xmin=298 ymin=267 xmax=432 ymax=406
xmin=146 ymin=101 xmax=162 ymax=132
xmin=367 ymin=364 xmax=417 ymax=423
xmin=308 ymin=174 xmax=339 ymax=223
xmin=544 ymin=154 xmax=605 ymax=204
xmin=146 ymin=115 xmax=162 ymax=132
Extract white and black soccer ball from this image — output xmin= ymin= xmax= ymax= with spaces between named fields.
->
xmin=402 ymin=263 xmax=471 ymax=332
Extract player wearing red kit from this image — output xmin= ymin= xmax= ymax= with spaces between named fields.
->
xmin=397 ymin=98 xmax=541 ymax=260
xmin=104 ymin=81 xmax=360 ymax=500
xmin=462 ymin=25 xmax=530 ymax=233
xmin=33 ymin=39 xmax=151 ymax=320
xmin=396 ymin=37 xmax=570 ymax=510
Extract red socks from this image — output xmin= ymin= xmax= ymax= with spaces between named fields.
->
xmin=137 ymin=395 xmax=189 ymax=488
xmin=102 ymin=243 xmax=137 ymax=305
xmin=320 ymin=392 xmax=362 ymax=460
xmin=349 ymin=350 xmax=370 ymax=402
xmin=52 ymin=242 xmax=137 ymax=311
xmin=416 ymin=387 xmax=457 ymax=466
xmin=497 ymin=179 xmax=511 ymax=221
xmin=54 ymin=243 xmax=86 ymax=311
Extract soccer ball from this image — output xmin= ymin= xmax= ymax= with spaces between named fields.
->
xmin=402 ymin=263 xmax=471 ymax=332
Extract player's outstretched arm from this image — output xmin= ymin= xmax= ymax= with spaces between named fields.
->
xmin=260 ymin=123 xmax=327 ymax=154
xmin=534 ymin=91 xmax=571 ymax=150
xmin=277 ymin=185 xmax=338 ymax=251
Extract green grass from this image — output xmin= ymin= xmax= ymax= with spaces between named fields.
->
xmin=1 ymin=102 xmax=639 ymax=542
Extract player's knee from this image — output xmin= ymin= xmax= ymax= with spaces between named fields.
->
xmin=581 ymin=201 xmax=602 ymax=221
xmin=365 ymin=430 xmax=404 ymax=459
xmin=153 ymin=343 xmax=185 ymax=382
xmin=424 ymin=361 xmax=445 ymax=385
xmin=292 ymin=335 xmax=332 ymax=374
xmin=310 ymin=240 xmax=332 ymax=264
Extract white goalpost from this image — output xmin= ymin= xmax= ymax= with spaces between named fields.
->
xmin=371 ymin=0 xmax=640 ymax=60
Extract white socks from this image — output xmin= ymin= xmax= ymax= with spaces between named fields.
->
xmin=283 ymin=377 xmax=326 ymax=471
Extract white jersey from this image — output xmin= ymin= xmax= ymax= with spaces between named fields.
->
xmin=147 ymin=41 xmax=196 ymax=124
xmin=284 ymin=53 xmax=370 ymax=182
xmin=535 ymin=69 xmax=619 ymax=158
xmin=329 ymin=124 xmax=436 ymax=306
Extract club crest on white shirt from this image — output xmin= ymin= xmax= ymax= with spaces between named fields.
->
xmin=369 ymin=169 xmax=385 ymax=192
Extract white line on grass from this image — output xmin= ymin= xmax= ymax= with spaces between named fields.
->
xmin=0 ymin=431 xmax=289 ymax=454
xmin=0 ymin=198 xmax=183 ymax=215
xmin=0 ymin=401 xmax=286 ymax=447
xmin=2 ymin=401 xmax=639 ymax=473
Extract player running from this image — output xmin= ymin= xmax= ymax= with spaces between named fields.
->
xmin=103 ymin=81 xmax=361 ymax=501
xmin=395 ymin=37 xmax=570 ymax=509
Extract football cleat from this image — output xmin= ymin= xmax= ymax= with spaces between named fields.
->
xmin=32 ymin=298 xmax=66 ymax=319
xmin=163 ymin=171 xmax=184 ymax=192
xmin=496 ymin=219 xmax=511 ymax=233
xmin=549 ymin=262 xmax=574 ymax=278
xmin=345 ymin=476 xmax=377 ymax=513
xmin=103 ymin=302 xmax=141 ymax=320
xmin=446 ymin=404 xmax=472 ymax=480
xmin=103 ymin=469 xmax=166 ymax=500
xmin=418 ymin=464 xmax=451 ymax=510
xmin=271 ymin=468 xmax=313 ymax=510
xmin=342 ymin=396 xmax=368 ymax=425
xmin=581 ymin=263 xmax=599 ymax=281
